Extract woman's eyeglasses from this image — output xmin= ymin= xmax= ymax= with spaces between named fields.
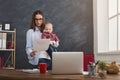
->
xmin=34 ymin=18 xmax=43 ymax=21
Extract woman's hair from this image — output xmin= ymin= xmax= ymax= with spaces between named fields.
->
xmin=31 ymin=10 xmax=45 ymax=32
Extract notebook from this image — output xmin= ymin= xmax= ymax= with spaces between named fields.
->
xmin=34 ymin=39 xmax=50 ymax=51
xmin=52 ymin=52 xmax=83 ymax=74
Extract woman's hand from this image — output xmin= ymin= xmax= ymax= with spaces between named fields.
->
xmin=30 ymin=50 xmax=37 ymax=57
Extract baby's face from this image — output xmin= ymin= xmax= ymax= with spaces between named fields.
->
xmin=44 ymin=24 xmax=53 ymax=33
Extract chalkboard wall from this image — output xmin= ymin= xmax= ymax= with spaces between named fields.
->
xmin=0 ymin=0 xmax=93 ymax=69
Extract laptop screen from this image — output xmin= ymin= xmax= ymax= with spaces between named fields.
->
xmin=52 ymin=52 xmax=83 ymax=74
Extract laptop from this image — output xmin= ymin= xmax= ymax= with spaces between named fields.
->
xmin=52 ymin=52 xmax=83 ymax=74
xmin=34 ymin=39 xmax=50 ymax=51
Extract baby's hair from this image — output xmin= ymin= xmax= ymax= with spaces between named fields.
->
xmin=45 ymin=22 xmax=53 ymax=28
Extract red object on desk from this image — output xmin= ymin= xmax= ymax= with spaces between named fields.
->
xmin=38 ymin=63 xmax=47 ymax=74
xmin=84 ymin=54 xmax=94 ymax=71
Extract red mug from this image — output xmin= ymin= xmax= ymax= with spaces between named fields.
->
xmin=38 ymin=63 xmax=47 ymax=74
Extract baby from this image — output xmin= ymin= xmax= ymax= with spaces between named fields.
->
xmin=42 ymin=22 xmax=60 ymax=58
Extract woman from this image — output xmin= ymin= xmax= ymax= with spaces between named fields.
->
xmin=26 ymin=10 xmax=51 ymax=70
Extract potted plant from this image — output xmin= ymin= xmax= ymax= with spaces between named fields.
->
xmin=97 ymin=60 xmax=107 ymax=78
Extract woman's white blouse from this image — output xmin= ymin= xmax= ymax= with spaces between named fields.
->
xmin=26 ymin=27 xmax=50 ymax=65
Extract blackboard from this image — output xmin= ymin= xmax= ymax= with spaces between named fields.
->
xmin=0 ymin=0 xmax=93 ymax=69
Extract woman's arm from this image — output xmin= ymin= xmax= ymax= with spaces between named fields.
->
xmin=26 ymin=29 xmax=36 ymax=59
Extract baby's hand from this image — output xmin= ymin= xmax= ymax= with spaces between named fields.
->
xmin=50 ymin=41 xmax=55 ymax=45
xmin=50 ymin=41 xmax=52 ymax=45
